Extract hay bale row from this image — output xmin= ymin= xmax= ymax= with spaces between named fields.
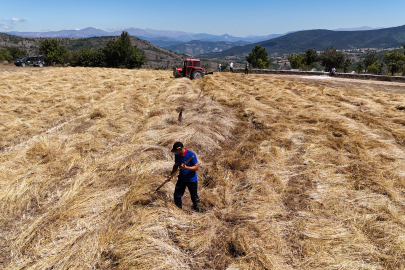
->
xmin=1 ymin=68 xmax=405 ymax=269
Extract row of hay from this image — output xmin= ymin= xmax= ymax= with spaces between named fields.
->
xmin=195 ymin=73 xmax=405 ymax=269
xmin=1 ymin=68 xmax=405 ymax=269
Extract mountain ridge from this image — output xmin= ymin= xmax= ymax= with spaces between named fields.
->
xmin=3 ymin=27 xmax=282 ymax=44
xmin=197 ymin=24 xmax=405 ymax=59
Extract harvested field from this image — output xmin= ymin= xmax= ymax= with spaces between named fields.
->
xmin=1 ymin=68 xmax=405 ymax=270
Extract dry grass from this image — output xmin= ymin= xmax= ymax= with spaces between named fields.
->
xmin=1 ymin=68 xmax=405 ymax=269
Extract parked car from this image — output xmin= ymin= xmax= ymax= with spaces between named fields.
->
xmin=14 ymin=55 xmax=45 ymax=67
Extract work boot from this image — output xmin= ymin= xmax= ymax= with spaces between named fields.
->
xmin=193 ymin=202 xmax=200 ymax=212
xmin=192 ymin=196 xmax=200 ymax=212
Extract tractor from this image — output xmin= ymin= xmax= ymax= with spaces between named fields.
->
xmin=173 ymin=58 xmax=212 ymax=80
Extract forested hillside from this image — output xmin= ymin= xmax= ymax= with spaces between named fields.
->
xmin=0 ymin=33 xmax=186 ymax=68
xmin=199 ymin=24 xmax=405 ymax=58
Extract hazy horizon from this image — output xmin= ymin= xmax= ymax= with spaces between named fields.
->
xmin=1 ymin=0 xmax=404 ymax=36
xmin=1 ymin=25 xmax=397 ymax=39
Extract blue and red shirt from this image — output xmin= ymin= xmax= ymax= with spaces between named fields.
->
xmin=175 ymin=149 xmax=198 ymax=182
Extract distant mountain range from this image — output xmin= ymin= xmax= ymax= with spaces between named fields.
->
xmin=3 ymin=25 xmax=401 ymax=58
xmin=5 ymin=27 xmax=192 ymax=39
xmin=3 ymin=27 xmax=284 ymax=48
xmin=3 ymin=26 xmax=382 ymax=41
xmin=197 ymin=24 xmax=405 ymax=59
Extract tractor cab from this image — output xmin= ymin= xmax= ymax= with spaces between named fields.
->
xmin=183 ymin=59 xmax=201 ymax=77
xmin=174 ymin=58 xmax=209 ymax=80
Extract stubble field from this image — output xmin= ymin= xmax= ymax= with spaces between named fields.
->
xmin=1 ymin=67 xmax=405 ymax=269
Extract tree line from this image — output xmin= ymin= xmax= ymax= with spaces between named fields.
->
xmin=1 ymin=33 xmax=404 ymax=75
xmin=286 ymin=46 xmax=405 ymax=76
xmin=245 ymin=45 xmax=405 ymax=76
xmin=0 ymin=47 xmax=28 ymax=62
xmin=0 ymin=32 xmax=146 ymax=69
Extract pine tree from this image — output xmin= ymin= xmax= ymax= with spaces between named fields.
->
xmin=246 ymin=45 xmax=271 ymax=69
xmin=102 ymin=31 xmax=146 ymax=69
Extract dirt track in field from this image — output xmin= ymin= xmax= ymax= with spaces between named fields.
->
xmin=257 ymin=73 xmax=405 ymax=91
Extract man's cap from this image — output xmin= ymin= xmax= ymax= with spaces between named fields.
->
xmin=171 ymin=142 xmax=183 ymax=152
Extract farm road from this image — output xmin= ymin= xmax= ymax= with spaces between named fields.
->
xmin=258 ymin=73 xmax=405 ymax=93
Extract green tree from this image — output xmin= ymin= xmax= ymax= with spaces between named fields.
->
xmin=383 ymin=51 xmax=405 ymax=76
xmin=305 ymin=48 xmax=319 ymax=66
xmin=0 ymin=49 xmax=13 ymax=62
xmin=287 ymin=54 xmax=305 ymax=69
xmin=355 ymin=63 xmax=364 ymax=74
xmin=246 ymin=45 xmax=272 ymax=69
xmin=102 ymin=31 xmax=146 ymax=69
xmin=342 ymin=57 xmax=352 ymax=73
xmin=62 ymin=51 xmax=74 ymax=66
xmin=71 ymin=48 xmax=106 ymax=67
xmin=6 ymin=47 xmax=28 ymax=60
xmin=363 ymin=51 xmax=377 ymax=72
xmin=39 ymin=39 xmax=68 ymax=65
xmin=367 ymin=61 xmax=381 ymax=74
xmin=320 ymin=47 xmax=345 ymax=72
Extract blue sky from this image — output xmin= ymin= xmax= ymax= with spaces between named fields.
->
xmin=1 ymin=0 xmax=404 ymax=36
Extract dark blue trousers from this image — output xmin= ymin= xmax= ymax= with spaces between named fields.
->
xmin=174 ymin=179 xmax=199 ymax=209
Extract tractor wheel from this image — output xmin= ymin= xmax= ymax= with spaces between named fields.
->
xmin=191 ymin=71 xmax=203 ymax=80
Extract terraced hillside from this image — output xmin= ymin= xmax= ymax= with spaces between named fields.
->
xmin=1 ymin=68 xmax=405 ymax=269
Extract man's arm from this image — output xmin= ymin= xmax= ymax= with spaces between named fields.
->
xmin=166 ymin=163 xmax=179 ymax=181
xmin=171 ymin=164 xmax=179 ymax=174
xmin=180 ymin=162 xmax=199 ymax=171
xmin=166 ymin=157 xmax=199 ymax=181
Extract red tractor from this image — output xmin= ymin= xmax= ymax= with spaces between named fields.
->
xmin=173 ymin=58 xmax=212 ymax=80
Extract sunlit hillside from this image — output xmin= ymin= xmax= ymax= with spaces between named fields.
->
xmin=1 ymin=67 xmax=405 ymax=269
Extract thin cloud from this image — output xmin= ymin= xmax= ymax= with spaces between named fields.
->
xmin=0 ymin=18 xmax=26 ymax=30
xmin=0 ymin=24 xmax=12 ymax=30
xmin=11 ymin=18 xmax=26 ymax=22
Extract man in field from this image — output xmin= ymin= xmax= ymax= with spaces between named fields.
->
xmin=166 ymin=142 xmax=200 ymax=211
